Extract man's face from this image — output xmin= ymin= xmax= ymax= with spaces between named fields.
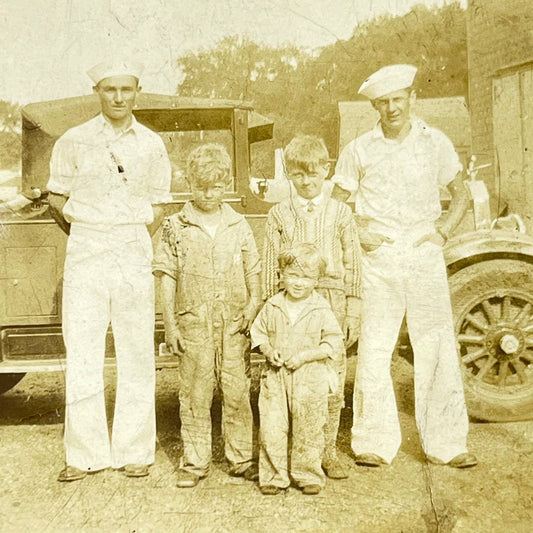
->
xmin=189 ymin=180 xmax=226 ymax=214
xmin=287 ymin=163 xmax=329 ymax=200
xmin=94 ymin=75 xmax=140 ymax=124
xmin=371 ymin=88 xmax=415 ymax=136
xmin=281 ymin=265 xmax=317 ymax=301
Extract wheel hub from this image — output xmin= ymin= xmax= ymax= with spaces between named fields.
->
xmin=484 ymin=327 xmax=524 ymax=361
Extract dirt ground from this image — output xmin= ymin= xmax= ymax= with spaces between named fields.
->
xmin=1 ymin=356 xmax=532 ymax=533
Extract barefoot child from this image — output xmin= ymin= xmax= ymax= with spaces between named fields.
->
xmin=263 ymin=135 xmax=362 ymax=478
xmin=251 ymin=243 xmax=344 ymax=495
xmin=153 ymin=143 xmax=262 ymax=487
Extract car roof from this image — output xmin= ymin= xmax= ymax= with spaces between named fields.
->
xmin=21 ymin=93 xmax=273 ymax=143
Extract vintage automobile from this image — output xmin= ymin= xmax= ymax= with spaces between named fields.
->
xmin=1 ymin=94 xmax=533 ymax=423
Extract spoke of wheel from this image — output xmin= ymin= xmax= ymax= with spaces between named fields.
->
xmin=524 ymin=334 xmax=533 ymax=347
xmin=502 ymin=295 xmax=511 ymax=322
xmin=475 ymin=356 xmax=497 ymax=380
xmin=511 ymin=360 xmax=528 ymax=384
xmin=515 ymin=302 xmax=533 ymax=328
xmin=523 ymin=324 xmax=533 ymax=333
xmin=497 ymin=361 xmax=509 ymax=387
xmin=521 ymin=351 xmax=533 ymax=363
xmin=465 ymin=313 xmax=488 ymax=332
xmin=481 ymin=300 xmax=496 ymax=325
xmin=462 ymin=349 xmax=487 ymax=365
xmin=457 ymin=334 xmax=485 ymax=345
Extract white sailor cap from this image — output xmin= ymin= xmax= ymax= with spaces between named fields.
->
xmin=87 ymin=60 xmax=144 ymax=85
xmin=358 ymin=64 xmax=417 ymax=100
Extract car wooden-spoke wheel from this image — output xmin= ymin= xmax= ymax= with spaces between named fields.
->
xmin=457 ymin=292 xmax=533 ymax=391
xmin=449 ymin=259 xmax=533 ymax=421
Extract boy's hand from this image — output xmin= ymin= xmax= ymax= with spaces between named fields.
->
xmin=343 ymin=316 xmax=361 ymax=348
xmin=239 ymin=297 xmax=263 ymax=334
xmin=165 ymin=326 xmax=183 ymax=355
xmin=265 ymin=350 xmax=284 ymax=368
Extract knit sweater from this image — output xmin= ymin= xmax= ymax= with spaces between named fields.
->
xmin=262 ymin=195 xmax=361 ymax=300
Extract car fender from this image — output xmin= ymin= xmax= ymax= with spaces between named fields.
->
xmin=444 ymin=229 xmax=533 ymax=273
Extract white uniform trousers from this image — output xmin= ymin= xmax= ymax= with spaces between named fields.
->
xmin=352 ymin=236 xmax=469 ymax=464
xmin=62 ymin=223 xmax=156 ymax=471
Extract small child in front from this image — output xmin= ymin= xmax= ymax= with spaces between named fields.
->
xmin=251 ymin=243 xmax=344 ymax=495
xmin=153 ymin=143 xmax=262 ymax=488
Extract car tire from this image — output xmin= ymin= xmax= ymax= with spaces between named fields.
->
xmin=449 ymin=259 xmax=533 ymax=422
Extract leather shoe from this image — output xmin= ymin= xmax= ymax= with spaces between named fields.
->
xmin=354 ymin=453 xmax=387 ymax=467
xmin=301 ymin=484 xmax=321 ymax=495
xmin=58 ymin=465 xmax=87 ymax=482
xmin=176 ymin=469 xmax=201 ymax=488
xmin=229 ymin=463 xmax=259 ymax=481
xmin=123 ymin=464 xmax=149 ymax=478
xmin=427 ymin=453 xmax=478 ymax=468
xmin=322 ymin=457 xmax=348 ymax=479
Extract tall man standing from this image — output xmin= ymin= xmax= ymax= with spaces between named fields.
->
xmin=47 ymin=60 xmax=172 ymax=481
xmin=332 ymin=64 xmax=477 ymax=468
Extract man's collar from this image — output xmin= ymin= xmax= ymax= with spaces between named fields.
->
xmin=370 ymin=115 xmax=430 ymax=143
xmin=97 ymin=113 xmax=139 ymax=136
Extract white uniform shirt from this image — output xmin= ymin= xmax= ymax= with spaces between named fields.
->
xmin=332 ymin=117 xmax=461 ymax=239
xmin=47 ymin=114 xmax=172 ymax=226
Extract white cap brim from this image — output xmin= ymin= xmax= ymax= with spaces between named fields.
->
xmin=87 ymin=60 xmax=144 ymax=85
xmin=358 ymin=64 xmax=417 ymax=100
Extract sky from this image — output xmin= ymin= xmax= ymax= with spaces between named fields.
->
xmin=0 ymin=0 xmax=467 ymax=104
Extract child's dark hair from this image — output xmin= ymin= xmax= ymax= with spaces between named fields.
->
xmin=278 ymin=242 xmax=327 ymax=279
xmin=187 ymin=143 xmax=233 ymax=187
xmin=284 ymin=135 xmax=329 ymax=174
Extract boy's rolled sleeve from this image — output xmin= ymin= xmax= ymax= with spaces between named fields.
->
xmin=152 ymin=218 xmax=179 ymax=279
xmin=319 ymin=308 xmax=345 ymax=362
xmin=47 ymin=136 xmax=76 ymax=196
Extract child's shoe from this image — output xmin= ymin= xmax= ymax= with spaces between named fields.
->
xmin=301 ymin=484 xmax=321 ymax=495
xmin=322 ymin=456 xmax=348 ymax=479
xmin=176 ymin=468 xmax=200 ymax=488
xmin=229 ymin=462 xmax=259 ymax=481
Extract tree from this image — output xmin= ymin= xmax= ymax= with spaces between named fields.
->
xmin=0 ymin=100 xmax=21 ymax=169
xmin=175 ymin=2 xmax=467 ymax=159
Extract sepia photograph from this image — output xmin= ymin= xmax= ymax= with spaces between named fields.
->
xmin=0 ymin=0 xmax=532 ymax=531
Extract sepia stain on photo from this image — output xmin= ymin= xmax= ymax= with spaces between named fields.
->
xmin=0 ymin=1 xmax=532 ymax=532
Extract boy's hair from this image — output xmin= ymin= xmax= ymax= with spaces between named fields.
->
xmin=284 ymin=135 xmax=329 ymax=174
xmin=278 ymin=242 xmax=327 ymax=280
xmin=186 ymin=143 xmax=233 ymax=187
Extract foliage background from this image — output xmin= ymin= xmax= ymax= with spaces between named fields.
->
xmin=0 ymin=3 xmax=466 ymax=170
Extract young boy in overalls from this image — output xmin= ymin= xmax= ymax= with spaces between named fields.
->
xmin=153 ymin=143 xmax=262 ymax=487
xmin=262 ymin=135 xmax=362 ymax=479
xmin=251 ymin=243 xmax=344 ymax=495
